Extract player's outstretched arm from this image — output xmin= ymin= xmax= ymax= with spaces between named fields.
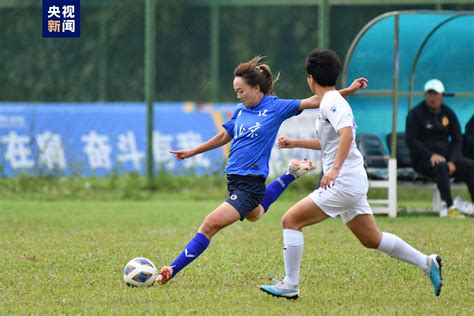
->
xmin=339 ymin=77 xmax=368 ymax=98
xmin=278 ymin=135 xmax=321 ymax=150
xmin=170 ymin=130 xmax=232 ymax=160
xmin=299 ymin=94 xmax=322 ymax=110
xmin=299 ymin=77 xmax=368 ymax=110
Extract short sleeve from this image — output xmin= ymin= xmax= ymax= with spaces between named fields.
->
xmin=275 ymin=98 xmax=301 ymax=120
xmin=321 ymin=101 xmax=353 ymax=131
xmin=222 ymin=108 xmax=239 ymax=137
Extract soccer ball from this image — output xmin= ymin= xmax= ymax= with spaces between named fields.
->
xmin=123 ymin=257 xmax=158 ymax=287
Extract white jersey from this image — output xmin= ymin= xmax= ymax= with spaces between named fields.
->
xmin=316 ymin=90 xmax=368 ymax=194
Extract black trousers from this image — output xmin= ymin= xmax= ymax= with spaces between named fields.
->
xmin=415 ymin=156 xmax=474 ymax=207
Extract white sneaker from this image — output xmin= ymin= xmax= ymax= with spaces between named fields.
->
xmin=462 ymin=203 xmax=473 ymax=215
xmin=454 ymin=196 xmax=473 ymax=215
xmin=439 ymin=201 xmax=448 ymax=218
xmin=287 ymin=159 xmax=316 ymax=178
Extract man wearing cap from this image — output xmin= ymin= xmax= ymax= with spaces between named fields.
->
xmin=406 ymin=79 xmax=474 ymax=218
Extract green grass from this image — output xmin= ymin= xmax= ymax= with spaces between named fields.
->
xmin=1 ymin=199 xmax=473 ymax=314
xmin=0 ymin=174 xmax=469 ymax=205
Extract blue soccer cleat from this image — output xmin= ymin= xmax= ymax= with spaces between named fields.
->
xmin=260 ymin=281 xmax=300 ymax=299
xmin=427 ymin=254 xmax=443 ymax=296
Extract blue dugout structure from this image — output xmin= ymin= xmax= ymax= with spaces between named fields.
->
xmin=342 ymin=11 xmax=474 ymax=156
xmin=342 ymin=11 xmax=474 ymax=217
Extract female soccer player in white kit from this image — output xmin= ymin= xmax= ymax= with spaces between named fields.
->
xmin=260 ymin=49 xmax=443 ymax=299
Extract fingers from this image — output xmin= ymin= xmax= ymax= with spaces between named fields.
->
xmin=169 ymin=150 xmax=185 ymax=160
xmin=278 ymin=136 xmax=289 ymax=148
xmin=359 ymin=78 xmax=368 ymax=88
xmin=320 ymin=176 xmax=327 ymax=189
xmin=431 ymin=158 xmax=445 ymax=166
xmin=277 ymin=137 xmax=285 ymax=148
xmin=352 ymin=78 xmax=368 ymax=89
xmin=320 ymin=175 xmax=335 ymax=190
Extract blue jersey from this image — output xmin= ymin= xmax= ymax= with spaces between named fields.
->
xmin=222 ymin=95 xmax=301 ymax=178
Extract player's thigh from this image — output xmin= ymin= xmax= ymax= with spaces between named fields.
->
xmin=282 ymin=196 xmax=329 ymax=230
xmin=199 ymin=202 xmax=241 ymax=238
xmin=345 ymin=214 xmax=382 ymax=249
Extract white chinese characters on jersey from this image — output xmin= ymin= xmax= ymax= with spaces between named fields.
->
xmin=81 ymin=131 xmax=112 ymax=169
xmin=1 ymin=131 xmax=35 ymax=169
xmin=153 ymin=132 xmax=175 ymax=169
xmin=235 ymin=122 xmax=261 ymax=139
xmin=117 ymin=131 xmax=144 ymax=171
xmin=247 ymin=122 xmax=261 ymax=138
xmin=36 ymin=131 xmax=67 ymax=170
xmin=176 ymin=132 xmax=210 ymax=169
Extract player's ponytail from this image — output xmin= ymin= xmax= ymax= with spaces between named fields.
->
xmin=234 ymin=56 xmax=280 ymax=95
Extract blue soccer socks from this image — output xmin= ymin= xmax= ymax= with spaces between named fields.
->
xmin=261 ymin=173 xmax=295 ymax=212
xmin=170 ymin=232 xmax=210 ymax=277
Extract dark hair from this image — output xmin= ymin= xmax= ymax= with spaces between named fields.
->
xmin=234 ymin=56 xmax=279 ymax=95
xmin=305 ymin=49 xmax=342 ymax=87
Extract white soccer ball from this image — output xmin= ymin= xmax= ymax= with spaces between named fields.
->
xmin=123 ymin=257 xmax=158 ymax=287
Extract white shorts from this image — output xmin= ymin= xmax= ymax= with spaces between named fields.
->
xmin=308 ymin=186 xmax=372 ymax=224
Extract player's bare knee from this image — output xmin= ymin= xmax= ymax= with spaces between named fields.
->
xmin=199 ymin=218 xmax=221 ymax=238
xmin=281 ymin=213 xmax=299 ymax=230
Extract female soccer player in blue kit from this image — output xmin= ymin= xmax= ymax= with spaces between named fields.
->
xmin=260 ymin=49 xmax=443 ymax=299
xmin=156 ymin=56 xmax=367 ymax=285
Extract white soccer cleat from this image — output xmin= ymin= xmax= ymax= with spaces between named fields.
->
xmin=155 ymin=266 xmax=173 ymax=285
xmin=287 ymin=159 xmax=316 ymax=178
xmin=260 ymin=280 xmax=300 ymax=299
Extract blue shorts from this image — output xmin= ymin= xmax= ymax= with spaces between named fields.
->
xmin=225 ymin=174 xmax=266 ymax=221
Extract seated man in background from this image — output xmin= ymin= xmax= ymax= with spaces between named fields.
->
xmin=406 ymin=79 xmax=474 ymax=217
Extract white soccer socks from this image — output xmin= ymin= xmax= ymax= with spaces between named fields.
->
xmin=377 ymin=232 xmax=428 ymax=271
xmin=282 ymin=229 xmax=304 ymax=286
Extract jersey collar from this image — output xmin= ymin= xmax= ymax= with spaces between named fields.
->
xmin=249 ymin=95 xmax=268 ymax=111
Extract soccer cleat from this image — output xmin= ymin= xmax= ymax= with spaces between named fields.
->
xmin=448 ymin=206 xmax=465 ymax=219
xmin=260 ymin=281 xmax=300 ymax=299
xmin=156 ymin=266 xmax=173 ymax=285
xmin=287 ymin=159 xmax=316 ymax=178
xmin=427 ymin=254 xmax=443 ymax=296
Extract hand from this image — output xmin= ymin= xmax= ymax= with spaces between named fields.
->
xmin=448 ymin=161 xmax=456 ymax=175
xmin=170 ymin=149 xmax=195 ymax=160
xmin=430 ymin=154 xmax=446 ymax=166
xmin=320 ymin=168 xmax=339 ymax=189
xmin=349 ymin=77 xmax=368 ymax=92
xmin=278 ymin=136 xmax=296 ymax=148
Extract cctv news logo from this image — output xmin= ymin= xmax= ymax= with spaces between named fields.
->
xmin=43 ymin=0 xmax=80 ymax=38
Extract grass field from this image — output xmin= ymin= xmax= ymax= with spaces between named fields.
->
xmin=1 ymin=198 xmax=473 ymax=314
